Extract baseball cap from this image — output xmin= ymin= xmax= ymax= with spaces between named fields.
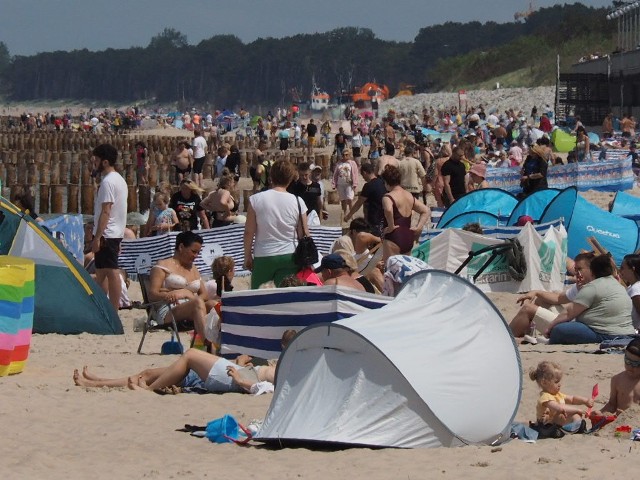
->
xmin=516 ymin=215 xmax=534 ymax=226
xmin=314 ymin=253 xmax=347 ymax=273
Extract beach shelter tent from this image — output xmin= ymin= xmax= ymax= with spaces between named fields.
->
xmin=215 ymin=109 xmax=237 ymax=121
xmin=256 ymin=270 xmax=522 ymax=448
xmin=421 ymin=128 xmax=453 ymax=143
xmin=438 ymin=211 xmax=500 ymax=229
xmin=568 ymin=196 xmax=640 ymax=263
xmin=0 ymin=256 xmax=34 ymax=376
xmin=539 ymin=188 xmax=640 ymax=264
xmin=610 ymin=191 xmax=640 ymax=221
xmin=436 ymin=189 xmax=517 ymax=228
xmin=0 ymin=198 xmax=123 ymax=335
xmin=413 ymin=223 xmax=567 ymax=293
xmin=588 ymin=132 xmax=600 ymax=146
xmin=215 ymin=109 xmax=240 ymax=127
xmin=249 ymin=115 xmax=262 ymax=127
xmin=551 ymin=129 xmax=576 ymax=153
xmin=507 ymin=189 xmax=561 ymax=225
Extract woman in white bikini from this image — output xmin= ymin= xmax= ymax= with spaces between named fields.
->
xmin=148 ymin=231 xmax=211 ymax=341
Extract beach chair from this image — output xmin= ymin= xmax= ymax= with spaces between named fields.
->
xmin=136 ymin=271 xmax=195 ymax=354
xmin=454 ymin=239 xmax=527 ymax=282
xmin=357 ymin=243 xmax=383 ymax=276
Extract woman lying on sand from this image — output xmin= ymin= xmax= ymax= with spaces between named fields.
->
xmin=73 ymin=349 xmax=275 ymax=394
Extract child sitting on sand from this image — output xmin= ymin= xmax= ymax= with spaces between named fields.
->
xmin=529 ymin=361 xmax=593 ymax=428
xmin=594 ymin=338 xmax=640 ymax=415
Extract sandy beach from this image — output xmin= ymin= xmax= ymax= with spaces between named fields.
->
xmin=3 ymin=288 xmax=639 ymax=479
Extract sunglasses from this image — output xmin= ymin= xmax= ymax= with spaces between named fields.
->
xmin=624 ymin=354 xmax=640 ymax=368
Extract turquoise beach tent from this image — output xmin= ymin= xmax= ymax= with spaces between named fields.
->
xmin=439 ymin=211 xmax=500 ymax=229
xmin=421 ymin=128 xmax=453 ymax=143
xmin=539 ymin=188 xmax=639 ymax=263
xmin=610 ymin=191 xmax=640 ymax=220
xmin=507 ymin=189 xmax=561 ymax=225
xmin=437 ymin=189 xmax=517 ymax=228
xmin=0 ymin=197 xmax=123 ymax=335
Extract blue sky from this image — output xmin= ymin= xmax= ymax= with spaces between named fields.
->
xmin=0 ymin=0 xmax=613 ymax=56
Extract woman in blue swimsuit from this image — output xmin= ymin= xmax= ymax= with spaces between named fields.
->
xmin=380 ymin=165 xmax=431 ymax=263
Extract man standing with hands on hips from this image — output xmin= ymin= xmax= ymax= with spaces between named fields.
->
xmin=91 ymin=143 xmax=128 ymax=313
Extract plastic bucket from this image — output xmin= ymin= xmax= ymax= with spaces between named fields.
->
xmin=206 ymin=415 xmax=241 ymax=443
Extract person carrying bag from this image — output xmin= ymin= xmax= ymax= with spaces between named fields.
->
xmin=293 ymin=198 xmax=319 ymax=269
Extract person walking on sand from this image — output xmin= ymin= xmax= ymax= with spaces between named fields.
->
xmin=375 ymin=141 xmax=399 ymax=176
xmin=344 ymin=163 xmax=386 ymax=237
xmin=332 ymin=148 xmax=359 ymax=218
xmin=441 ymin=147 xmax=467 ymax=207
xmin=397 ymin=144 xmax=427 ymax=199
xmin=380 ymin=165 xmax=430 ymax=262
xmin=91 ymin=143 xmax=128 ymax=313
xmin=191 ymin=129 xmax=207 ymax=188
xmin=306 ymin=118 xmax=318 ymax=157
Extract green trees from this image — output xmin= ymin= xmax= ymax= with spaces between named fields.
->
xmin=0 ymin=3 xmax=617 ymax=105
xmin=0 ymin=41 xmax=9 ymax=95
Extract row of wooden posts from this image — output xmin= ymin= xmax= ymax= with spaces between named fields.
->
xmin=0 ymin=129 xmax=332 ymax=155
xmin=0 ymin=131 xmax=334 ymax=214
xmin=0 ymin=129 xmax=259 ymax=153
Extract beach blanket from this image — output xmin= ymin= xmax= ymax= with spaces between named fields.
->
xmin=118 ymin=224 xmax=343 ymax=278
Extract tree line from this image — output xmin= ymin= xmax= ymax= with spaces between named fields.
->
xmin=0 ymin=3 xmax=615 ymax=109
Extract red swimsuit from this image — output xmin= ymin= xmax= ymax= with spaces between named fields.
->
xmin=383 ymin=195 xmax=415 ymax=253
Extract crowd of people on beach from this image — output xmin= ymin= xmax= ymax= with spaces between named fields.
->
xmin=62 ymin=129 xmax=640 ymax=433
xmin=8 ymin=97 xmax=637 ymax=436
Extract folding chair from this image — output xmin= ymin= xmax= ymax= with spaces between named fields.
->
xmin=136 ymin=271 xmax=195 ymax=354
xmin=454 ymin=240 xmax=526 ymax=283
xmin=357 ymin=243 xmax=383 ymax=276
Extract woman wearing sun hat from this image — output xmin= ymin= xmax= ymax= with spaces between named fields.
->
xmin=466 ymin=162 xmax=489 ymax=193
xmin=520 ymin=144 xmax=548 ymax=197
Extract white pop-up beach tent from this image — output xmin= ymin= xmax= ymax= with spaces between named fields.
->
xmin=256 ymin=270 xmax=522 ymax=448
